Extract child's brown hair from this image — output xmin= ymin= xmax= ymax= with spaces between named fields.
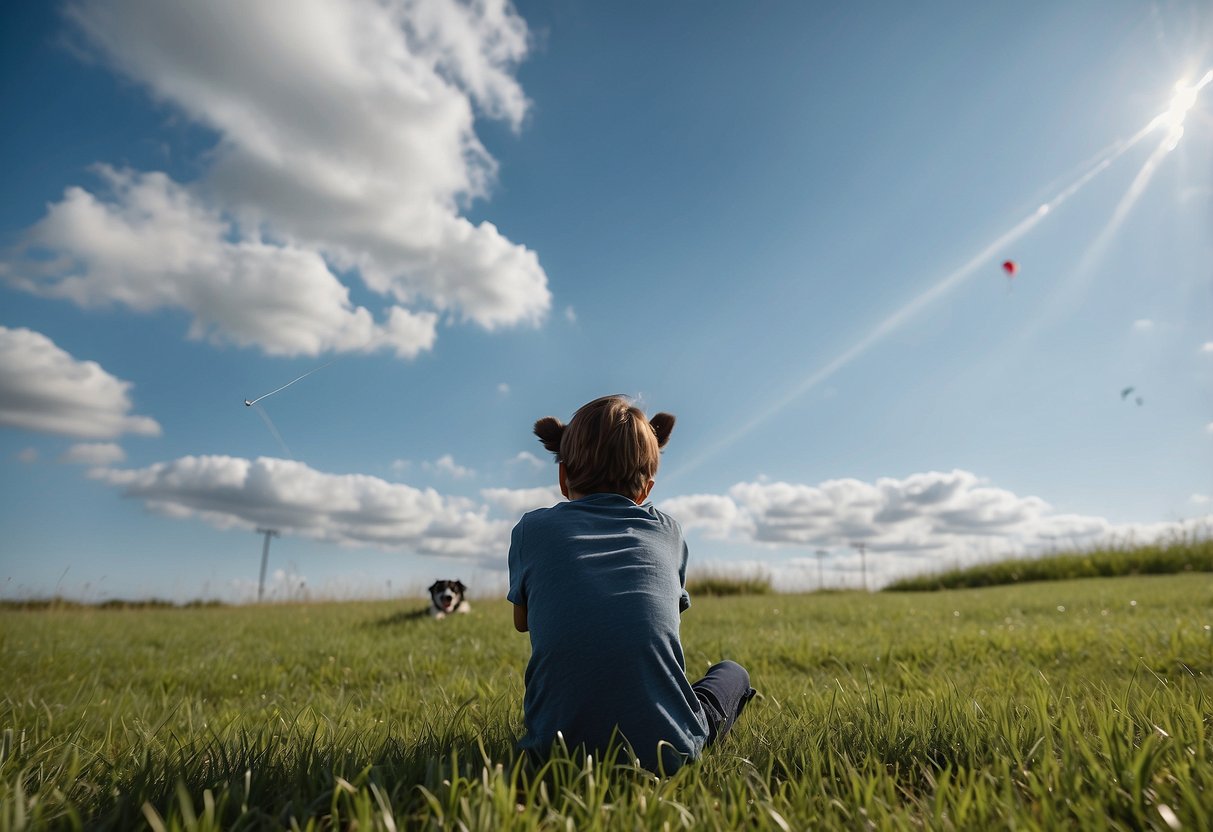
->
xmin=533 ymin=395 xmax=675 ymax=499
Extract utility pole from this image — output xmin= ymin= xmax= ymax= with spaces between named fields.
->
xmin=256 ymin=528 xmax=279 ymax=602
xmin=814 ymin=549 xmax=827 ymax=591
xmin=850 ymin=541 xmax=867 ymax=591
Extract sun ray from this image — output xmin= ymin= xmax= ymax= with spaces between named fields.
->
xmin=666 ymin=77 xmax=1198 ymax=485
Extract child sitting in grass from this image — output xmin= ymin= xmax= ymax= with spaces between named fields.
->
xmin=508 ymin=394 xmax=755 ymax=773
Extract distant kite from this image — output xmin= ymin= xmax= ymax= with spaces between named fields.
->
xmin=1121 ymin=386 xmax=1143 ymax=406
xmin=1001 ymin=260 xmax=1018 ymax=277
xmin=243 ymin=360 xmax=335 ymax=407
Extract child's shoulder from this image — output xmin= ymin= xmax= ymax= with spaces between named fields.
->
xmin=520 ymin=496 xmax=680 ymax=531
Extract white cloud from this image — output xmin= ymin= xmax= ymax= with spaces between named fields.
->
xmin=6 ymin=0 xmax=548 ymax=356
xmin=481 ymin=485 xmax=563 ymax=516
xmin=14 ymin=168 xmax=438 ymax=359
xmin=424 ymin=454 xmax=474 ymax=479
xmin=660 ymin=470 xmax=1209 ymax=587
xmin=16 ymin=448 xmax=39 ymax=464
xmin=1132 ymin=319 xmax=1155 ymax=332
xmin=90 ymin=455 xmax=508 ymax=558
xmin=390 ymin=459 xmax=411 ymax=472
xmin=0 ymin=326 xmax=161 ymax=439
xmin=497 ymin=382 xmax=510 ymax=395
xmin=660 ymin=494 xmax=742 ymax=539
xmin=1206 ymin=422 xmax=1213 ymax=435
xmin=564 ymin=306 xmax=577 ymax=323
xmin=1200 ymin=342 xmax=1213 ymax=353
xmin=60 ymin=442 xmax=126 ymax=465
xmin=1191 ymin=494 xmax=1210 ymax=505
xmin=508 ymin=450 xmax=546 ymax=469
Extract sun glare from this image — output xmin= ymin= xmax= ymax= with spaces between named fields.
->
xmin=1150 ymin=70 xmax=1212 ymax=147
xmin=1166 ymin=85 xmax=1198 ymax=123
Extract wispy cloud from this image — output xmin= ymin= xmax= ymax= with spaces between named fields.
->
xmin=424 ymin=454 xmax=474 ymax=479
xmin=60 ymin=442 xmax=126 ymax=465
xmin=0 ymin=326 xmax=161 ymax=439
xmin=508 ymin=450 xmax=546 ymax=470
xmin=1132 ymin=318 xmax=1155 ymax=332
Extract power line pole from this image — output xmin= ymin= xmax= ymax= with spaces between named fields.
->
xmin=850 ymin=541 xmax=867 ymax=591
xmin=814 ymin=549 xmax=827 ymax=591
xmin=256 ymin=528 xmax=279 ymax=602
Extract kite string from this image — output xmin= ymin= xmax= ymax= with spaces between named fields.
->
xmin=664 ymin=108 xmax=1160 ymax=486
xmin=246 ymin=360 xmax=335 ymax=406
xmin=253 ymin=403 xmax=293 ymax=458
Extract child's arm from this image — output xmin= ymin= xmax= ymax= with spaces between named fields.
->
xmin=507 ymin=519 xmax=528 ymax=632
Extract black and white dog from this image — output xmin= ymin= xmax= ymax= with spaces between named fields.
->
xmin=428 ymin=580 xmax=470 ymax=619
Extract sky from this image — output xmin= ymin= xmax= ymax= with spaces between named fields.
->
xmin=1 ymin=0 xmax=1211 ymax=602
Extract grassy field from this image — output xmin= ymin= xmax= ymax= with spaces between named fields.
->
xmin=2 ymin=575 xmax=1211 ymax=830
xmin=885 ymin=532 xmax=1212 ymax=592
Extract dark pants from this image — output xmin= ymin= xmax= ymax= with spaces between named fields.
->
xmin=690 ymin=660 xmax=756 ymax=746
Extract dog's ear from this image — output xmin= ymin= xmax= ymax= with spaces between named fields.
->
xmin=427 ymin=581 xmax=440 ymax=593
xmin=649 ymin=412 xmax=675 ymax=449
xmin=533 ymin=417 xmax=565 ymax=458
xmin=453 ymin=580 xmax=466 ymax=593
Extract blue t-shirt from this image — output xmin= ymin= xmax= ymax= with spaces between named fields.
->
xmin=507 ymin=493 xmax=709 ymax=772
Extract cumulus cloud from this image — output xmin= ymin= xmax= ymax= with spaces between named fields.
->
xmin=660 ymin=493 xmax=742 ymax=539
xmin=14 ymin=169 xmax=437 ymax=358
xmin=60 ymin=442 xmax=126 ymax=465
xmin=660 ymin=469 xmax=1208 ymax=586
xmin=481 ymin=485 xmax=562 ymax=516
xmin=5 ymin=0 xmax=549 ymax=356
xmin=90 ymin=455 xmax=509 ymax=558
xmin=0 ymin=326 xmax=161 ymax=439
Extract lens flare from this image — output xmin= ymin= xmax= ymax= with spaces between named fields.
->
xmin=667 ymin=72 xmax=1213 ymax=484
xmin=1154 ymin=70 xmax=1213 ymax=134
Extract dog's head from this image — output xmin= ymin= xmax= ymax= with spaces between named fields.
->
xmin=428 ymin=580 xmax=467 ymax=614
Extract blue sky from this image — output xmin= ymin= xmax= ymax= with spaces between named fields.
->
xmin=2 ymin=1 xmax=1210 ymax=601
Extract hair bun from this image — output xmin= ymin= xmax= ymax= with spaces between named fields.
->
xmin=533 ymin=417 xmax=565 ymax=458
xmin=649 ymin=412 xmax=675 ymax=448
